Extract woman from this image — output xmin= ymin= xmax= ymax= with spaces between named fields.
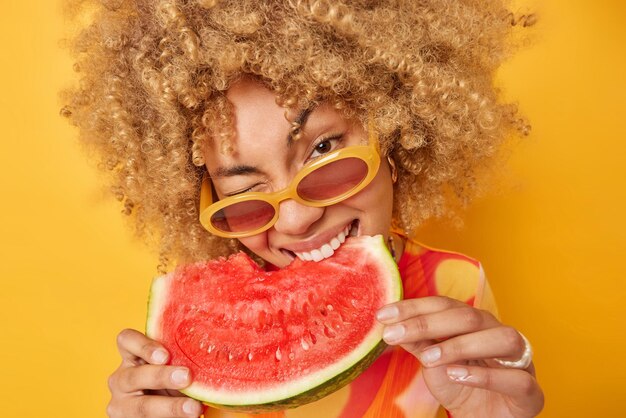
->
xmin=63 ymin=1 xmax=544 ymax=417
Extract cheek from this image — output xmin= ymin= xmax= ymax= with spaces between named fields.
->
xmin=237 ymin=234 xmax=271 ymax=257
xmin=348 ymin=163 xmax=394 ymax=220
xmin=239 ymin=231 xmax=276 ymax=264
xmin=365 ymin=163 xmax=394 ymax=206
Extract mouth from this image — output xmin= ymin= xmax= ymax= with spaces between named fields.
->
xmin=282 ymin=219 xmax=360 ymax=263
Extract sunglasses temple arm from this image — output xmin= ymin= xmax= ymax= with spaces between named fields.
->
xmin=200 ymin=174 xmax=215 ymax=213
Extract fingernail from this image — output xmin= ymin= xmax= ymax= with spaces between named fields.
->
xmin=419 ymin=346 xmax=441 ymax=364
xmin=152 ymin=349 xmax=168 ymax=364
xmin=447 ymin=366 xmax=472 ymax=382
xmin=376 ymin=305 xmax=399 ymax=322
xmin=382 ymin=324 xmax=405 ymax=343
xmin=183 ymin=399 xmax=200 ymax=415
xmin=172 ymin=368 xmax=190 ymax=385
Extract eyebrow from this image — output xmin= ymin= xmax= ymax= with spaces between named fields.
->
xmin=210 ymin=164 xmax=261 ymax=178
xmin=287 ymin=106 xmax=315 ymax=146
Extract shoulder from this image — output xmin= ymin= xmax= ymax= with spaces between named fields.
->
xmin=398 ymin=237 xmax=492 ymax=309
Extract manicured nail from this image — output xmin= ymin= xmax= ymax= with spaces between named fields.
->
xmin=376 ymin=305 xmax=399 ymax=321
xmin=382 ymin=324 xmax=405 ymax=342
xmin=152 ymin=349 xmax=168 ymax=364
xmin=447 ymin=366 xmax=472 ymax=382
xmin=419 ymin=346 xmax=441 ymax=364
xmin=183 ymin=399 xmax=200 ymax=415
xmin=172 ymin=368 xmax=189 ymax=385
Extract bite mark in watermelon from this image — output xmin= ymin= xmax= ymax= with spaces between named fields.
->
xmin=146 ymin=235 xmax=402 ymax=412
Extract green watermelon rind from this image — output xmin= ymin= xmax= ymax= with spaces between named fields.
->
xmin=146 ymin=234 xmax=402 ymax=411
xmin=203 ymin=340 xmax=388 ymax=412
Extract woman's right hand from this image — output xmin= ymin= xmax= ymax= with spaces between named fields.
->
xmin=107 ymin=329 xmax=204 ymax=418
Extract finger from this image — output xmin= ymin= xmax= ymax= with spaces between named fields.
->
xmin=117 ymin=328 xmax=169 ymax=366
xmin=411 ymin=326 xmax=526 ymax=368
xmin=110 ymin=365 xmax=192 ymax=394
xmin=446 ymin=365 xmax=544 ymax=416
xmin=381 ymin=306 xmax=499 ymax=346
xmin=107 ymin=395 xmax=203 ymax=418
xmin=376 ymin=296 xmax=464 ymax=324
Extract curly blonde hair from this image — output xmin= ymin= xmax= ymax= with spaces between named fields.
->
xmin=61 ymin=0 xmax=533 ymax=269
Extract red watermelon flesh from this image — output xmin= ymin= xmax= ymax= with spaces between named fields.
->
xmin=146 ymin=235 xmax=402 ymax=411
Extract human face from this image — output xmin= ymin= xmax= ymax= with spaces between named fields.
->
xmin=202 ymin=79 xmax=394 ymax=268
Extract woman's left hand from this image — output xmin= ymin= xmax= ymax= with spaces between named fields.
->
xmin=377 ymin=297 xmax=544 ymax=418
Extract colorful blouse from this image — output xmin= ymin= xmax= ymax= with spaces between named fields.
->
xmin=204 ymin=238 xmax=498 ymax=418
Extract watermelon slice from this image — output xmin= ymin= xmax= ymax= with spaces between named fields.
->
xmin=146 ymin=235 xmax=402 ymax=412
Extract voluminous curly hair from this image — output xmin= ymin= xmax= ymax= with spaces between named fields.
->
xmin=61 ymin=0 xmax=533 ymax=269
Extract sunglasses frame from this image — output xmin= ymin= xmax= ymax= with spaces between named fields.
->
xmin=199 ymin=120 xmax=381 ymax=238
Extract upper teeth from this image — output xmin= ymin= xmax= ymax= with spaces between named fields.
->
xmin=295 ymin=224 xmax=352 ymax=262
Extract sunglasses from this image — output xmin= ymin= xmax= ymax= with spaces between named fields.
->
xmin=199 ymin=121 xmax=381 ymax=238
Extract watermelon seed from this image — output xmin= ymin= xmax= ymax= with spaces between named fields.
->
xmin=300 ymin=338 xmax=310 ymax=351
xmin=326 ymin=304 xmax=334 ymax=311
xmin=208 ymin=344 xmax=215 ymax=354
xmin=228 ymin=353 xmax=234 ymax=361
xmin=248 ymin=352 xmax=253 ymax=361
xmin=351 ymin=299 xmax=359 ymax=308
xmin=289 ymin=352 xmax=295 ymax=361
xmin=324 ymin=325 xmax=337 ymax=338
xmin=275 ymin=347 xmax=282 ymax=361
xmin=258 ymin=311 xmax=266 ymax=328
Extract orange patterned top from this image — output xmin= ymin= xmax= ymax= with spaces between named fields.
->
xmin=204 ymin=238 xmax=498 ymax=418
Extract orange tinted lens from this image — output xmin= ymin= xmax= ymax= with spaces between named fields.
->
xmin=210 ymin=200 xmax=275 ymax=233
xmin=297 ymin=157 xmax=368 ymax=201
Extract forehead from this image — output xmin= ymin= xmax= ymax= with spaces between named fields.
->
xmin=202 ymin=79 xmax=353 ymax=172
xmin=227 ymin=79 xmax=295 ymax=138
xmin=202 ymin=80 xmax=292 ymax=171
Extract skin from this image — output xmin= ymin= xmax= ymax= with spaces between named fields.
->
xmin=106 ymin=79 xmax=544 ymax=418
xmin=204 ymin=79 xmax=395 ymax=268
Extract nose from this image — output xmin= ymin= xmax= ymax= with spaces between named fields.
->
xmin=272 ymin=199 xmax=324 ymax=236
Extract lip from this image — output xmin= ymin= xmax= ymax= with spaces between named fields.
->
xmin=279 ymin=220 xmax=355 ymax=254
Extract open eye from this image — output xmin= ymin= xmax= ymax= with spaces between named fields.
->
xmin=309 ymin=135 xmax=342 ymax=159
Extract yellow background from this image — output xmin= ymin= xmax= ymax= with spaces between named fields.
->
xmin=1 ymin=1 xmax=624 ymax=417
